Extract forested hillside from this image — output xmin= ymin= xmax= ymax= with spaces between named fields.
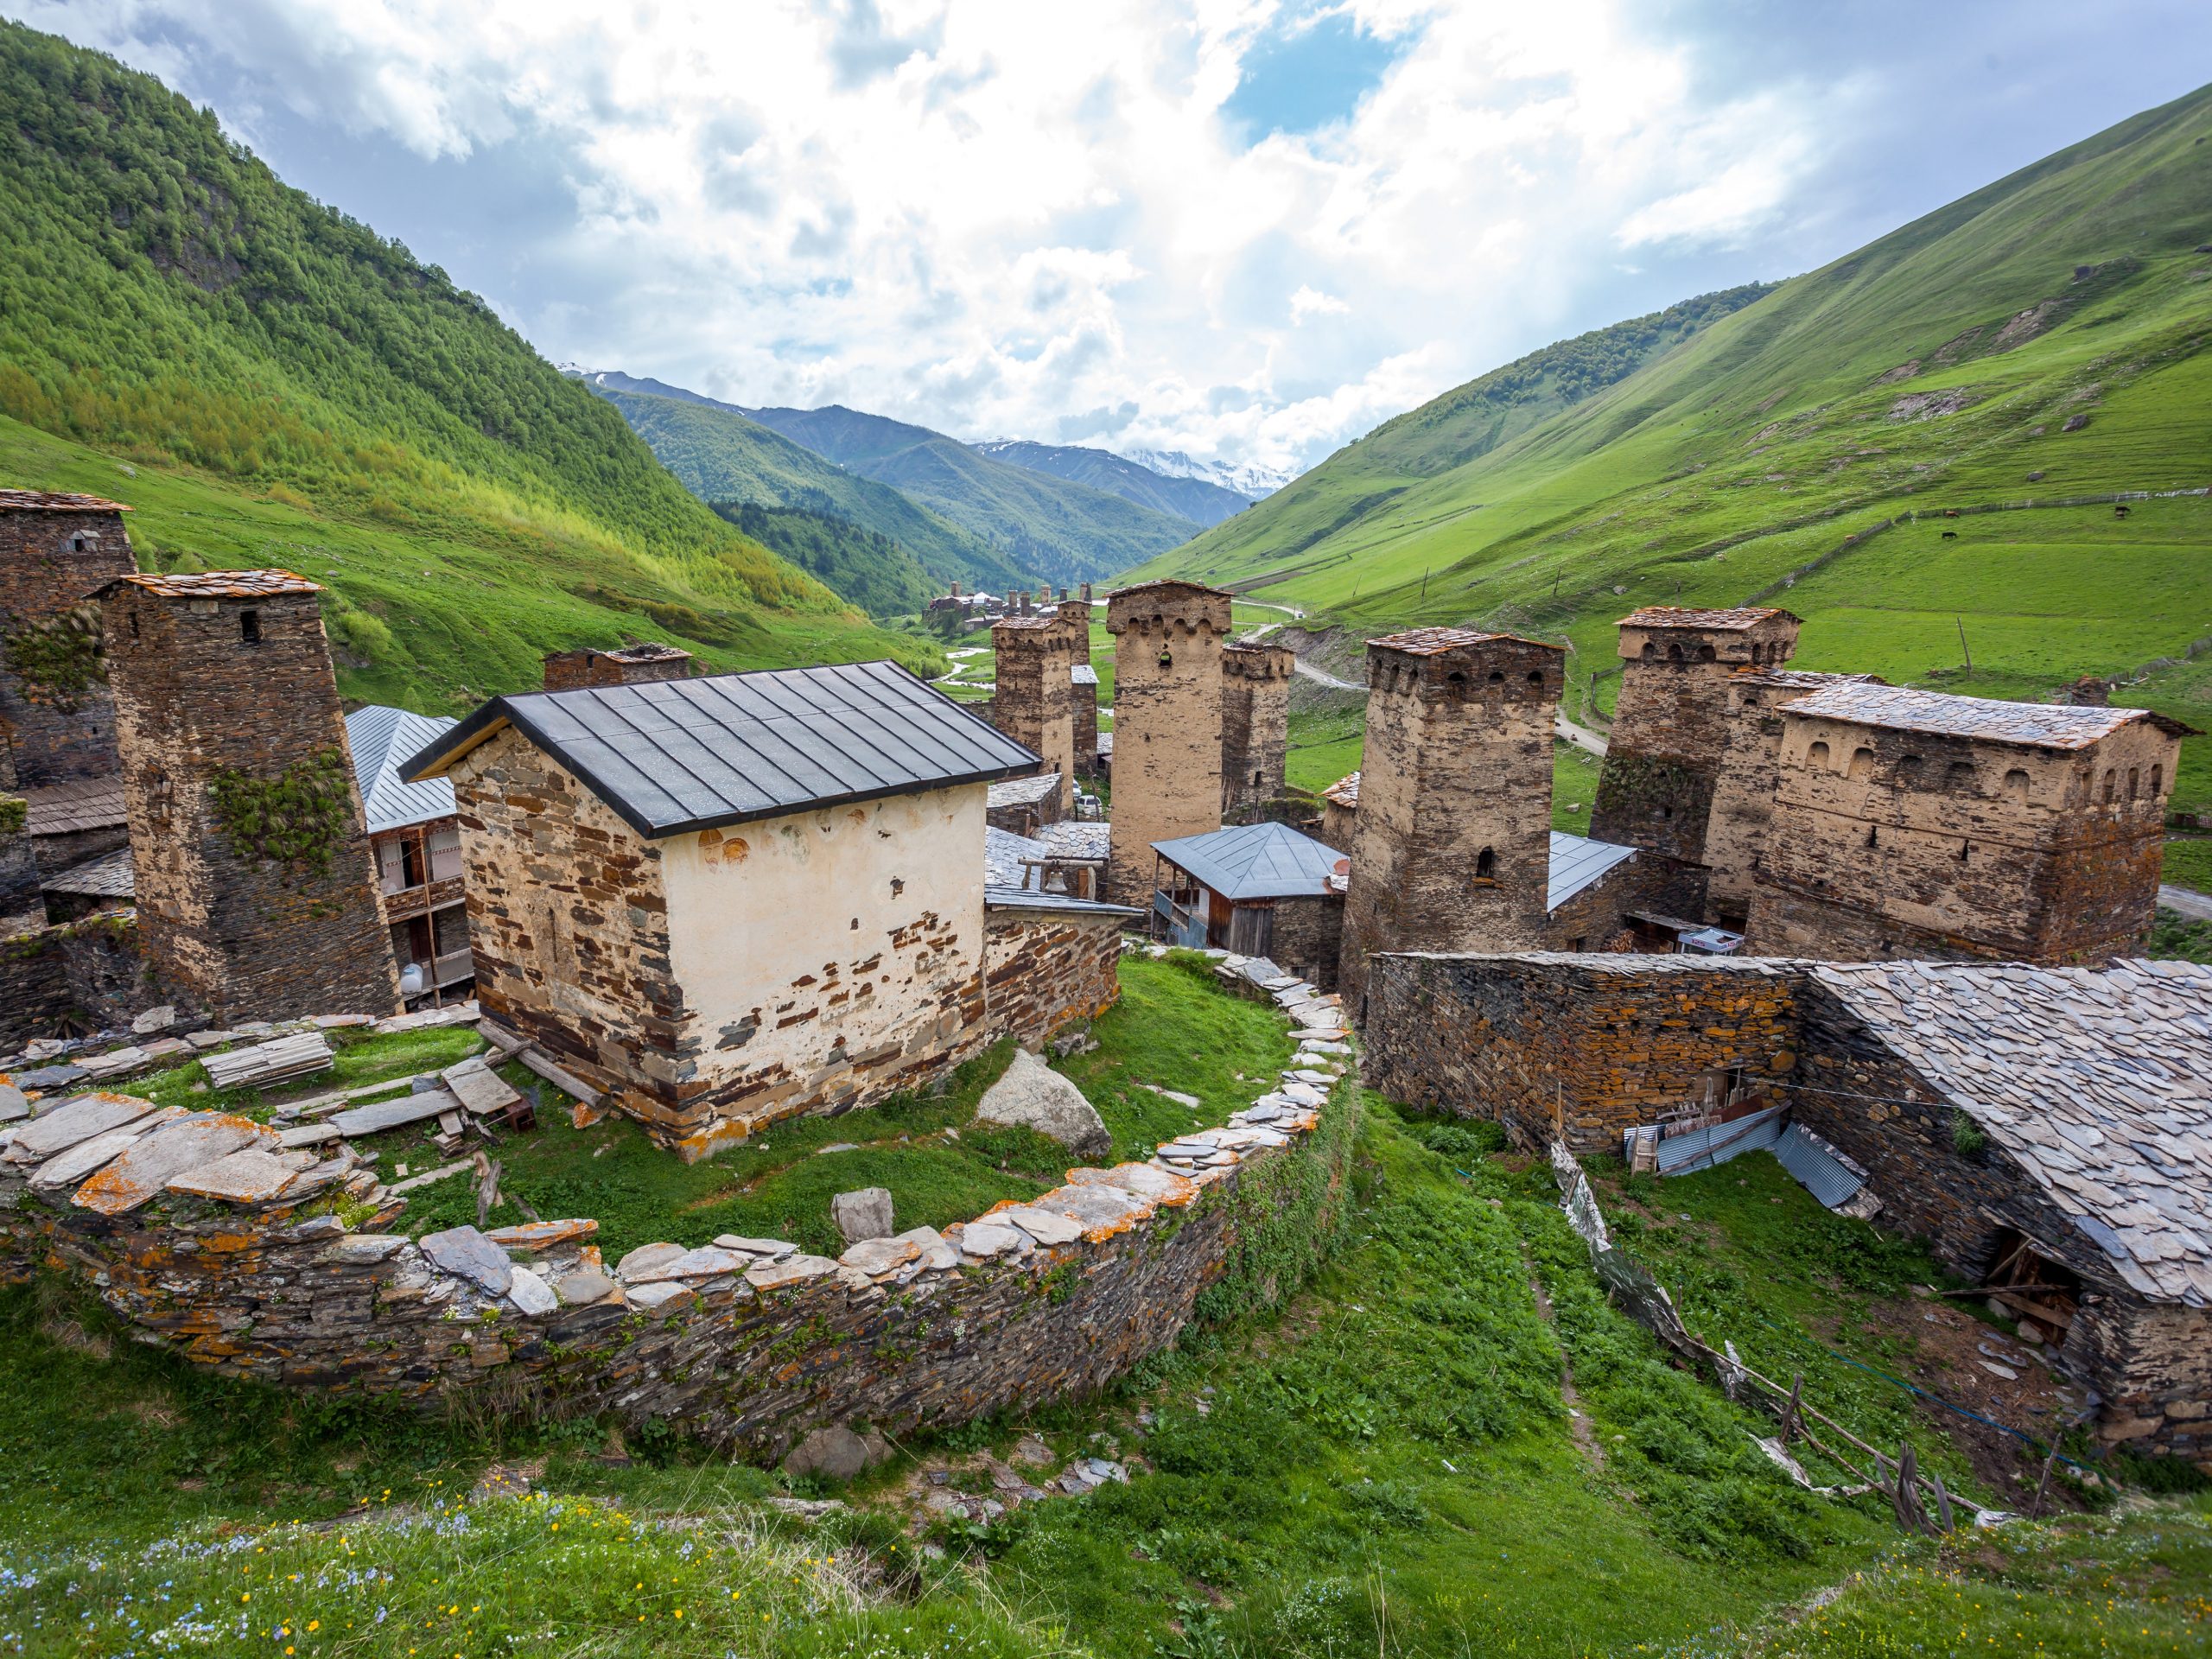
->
xmin=588 ymin=379 xmax=1033 ymax=613
xmin=743 ymin=404 xmax=1204 ymax=588
xmin=1130 ymin=84 xmax=2212 ymax=812
xmin=0 ymin=22 xmax=923 ymax=710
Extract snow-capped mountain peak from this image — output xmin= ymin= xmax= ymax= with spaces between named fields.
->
xmin=1114 ymin=448 xmax=1298 ymax=499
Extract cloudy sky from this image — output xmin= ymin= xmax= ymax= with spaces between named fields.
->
xmin=11 ymin=2 xmax=2209 ymax=474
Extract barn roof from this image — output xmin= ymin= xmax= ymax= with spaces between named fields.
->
xmin=1618 ymin=605 xmax=1796 ymax=630
xmin=1367 ymin=626 xmax=1560 ymax=656
xmin=346 ymin=705 xmax=459 ymax=835
xmin=1153 ymin=821 xmax=1345 ymax=902
xmin=403 ymin=661 xmax=1040 ymax=840
xmin=1546 ymin=831 xmax=1639 ymax=911
xmin=0 ymin=488 xmax=130 ymax=513
xmin=96 ymin=570 xmax=320 ymax=599
xmin=1810 ymin=958 xmax=2212 ymax=1306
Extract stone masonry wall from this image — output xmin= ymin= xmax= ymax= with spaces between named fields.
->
xmin=1704 ymin=672 xmax=1880 ymax=927
xmin=0 ymin=911 xmax=156 ymax=1046
xmin=0 ymin=503 xmax=137 ymax=788
xmin=1220 ymin=643 xmax=1292 ymax=823
xmin=1590 ymin=610 xmax=1799 ymax=906
xmin=0 ymin=1041 xmax=1349 ymax=1462
xmin=1361 ymin=952 xmax=1800 ymax=1154
xmin=1789 ymin=978 xmax=2209 ymax=1462
xmin=1338 ymin=632 xmax=1563 ymax=1018
xmin=1104 ymin=582 xmax=1231 ymax=907
xmin=1268 ymin=893 xmax=1344 ymax=993
xmin=983 ymin=905 xmax=1127 ymax=1048
xmin=1749 ymin=711 xmax=2181 ymax=963
xmin=102 ymin=584 xmax=400 ymax=1023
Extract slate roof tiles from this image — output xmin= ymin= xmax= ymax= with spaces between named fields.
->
xmin=1778 ymin=683 xmax=2193 ymax=748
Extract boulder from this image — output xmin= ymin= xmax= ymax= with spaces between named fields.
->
xmin=781 ymin=1425 xmax=873 ymax=1482
xmin=130 ymin=1005 xmax=177 ymax=1035
xmin=974 ymin=1048 xmax=1109 ymax=1157
xmin=831 ymin=1185 xmax=894 ymax=1245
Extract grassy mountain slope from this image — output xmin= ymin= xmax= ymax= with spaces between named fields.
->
xmin=586 ymin=376 xmax=1036 ymax=605
xmin=743 ymin=404 xmax=1203 ymax=588
xmin=0 ymin=22 xmax=926 ymax=710
xmin=973 ymin=437 xmax=1254 ymax=525
xmin=1132 ymin=84 xmax=2212 ymax=811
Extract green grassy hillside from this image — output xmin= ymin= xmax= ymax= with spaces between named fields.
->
xmin=745 ymin=404 xmax=1204 ymax=588
xmin=0 ymin=22 xmax=926 ymax=709
xmin=588 ymin=379 xmax=1037 ymax=611
xmin=1132 ymin=84 xmax=2212 ymax=816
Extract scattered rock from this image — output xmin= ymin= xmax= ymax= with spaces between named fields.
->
xmin=783 ymin=1424 xmax=873 ymax=1481
xmin=1978 ymin=1359 xmax=2019 ymax=1382
xmin=556 ymin=1270 xmax=620 ymax=1306
xmin=418 ymin=1225 xmax=515 ymax=1296
xmin=831 ymin=1185 xmax=895 ymax=1244
xmin=974 ymin=1047 xmax=1109 ymax=1157
xmin=1011 ymin=1435 xmax=1054 ymax=1467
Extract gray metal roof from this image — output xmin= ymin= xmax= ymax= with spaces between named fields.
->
xmin=1809 ymin=957 xmax=2212 ymax=1304
xmin=347 ymin=704 xmax=460 ymax=834
xmin=983 ymin=885 xmax=1142 ymax=919
xmin=403 ymin=661 xmax=1042 ymax=839
xmin=1153 ymin=821 xmax=1346 ymax=902
xmin=1548 ymin=830 xmax=1638 ymax=911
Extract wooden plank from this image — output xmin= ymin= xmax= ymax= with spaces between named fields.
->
xmin=512 ymin=1046 xmax=601 ymax=1108
xmin=329 ymin=1086 xmax=462 ymax=1137
xmin=442 ymin=1055 xmax=522 ymax=1117
xmin=202 ymin=1033 xmax=334 ymax=1091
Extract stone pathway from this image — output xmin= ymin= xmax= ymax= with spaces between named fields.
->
xmin=2158 ymin=882 xmax=2212 ymax=923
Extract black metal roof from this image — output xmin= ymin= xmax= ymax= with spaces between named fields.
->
xmin=401 ymin=660 xmax=1042 ymax=839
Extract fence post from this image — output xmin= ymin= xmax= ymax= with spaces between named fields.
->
xmin=2030 ymin=1440 xmax=2061 ymax=1517
xmin=1783 ymin=1373 xmax=1803 ymax=1445
xmin=1929 ymin=1470 xmax=1955 ymax=1534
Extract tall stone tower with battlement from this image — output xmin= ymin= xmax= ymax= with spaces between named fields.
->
xmin=1221 ymin=640 xmax=1293 ymax=823
xmin=99 ymin=571 xmax=400 ymax=1021
xmin=1339 ymin=628 xmax=1565 ymax=1017
xmin=991 ymin=607 xmax=1084 ymax=819
xmin=1104 ymin=580 xmax=1232 ymax=906
xmin=0 ymin=489 xmax=139 ymax=788
xmin=1587 ymin=606 xmax=1802 ymax=917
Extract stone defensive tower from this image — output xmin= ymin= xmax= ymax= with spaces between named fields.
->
xmin=1588 ymin=606 xmax=1801 ymax=915
xmin=990 ymin=606 xmax=1084 ymax=819
xmin=1339 ymin=628 xmax=1565 ymax=1018
xmin=1220 ymin=640 xmax=1294 ymax=823
xmin=542 ymin=641 xmax=694 ymax=690
xmin=1104 ymin=580 xmax=1232 ymax=906
xmin=99 ymin=572 xmax=400 ymax=1021
xmin=0 ymin=489 xmax=138 ymax=788
xmin=1748 ymin=685 xmax=2192 ymax=964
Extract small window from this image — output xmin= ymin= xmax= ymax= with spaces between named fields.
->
xmin=1866 ymin=825 xmax=1878 ymax=849
xmin=2101 ymin=769 xmax=2114 ymax=804
xmin=1897 ymin=754 xmax=1923 ymax=784
xmin=1641 ymin=642 xmax=1656 ymax=661
xmin=1696 ymin=643 xmax=1716 ymax=663
xmin=2003 ymin=767 xmax=2031 ymax=804
xmin=1446 ymin=670 xmax=1467 ymax=700
xmin=1475 ymin=846 xmax=1496 ymax=880
xmin=1959 ymin=839 xmax=1971 ymax=862
xmin=1668 ymin=644 xmax=1684 ymax=662
xmin=2127 ymin=767 xmax=2139 ymax=800
xmin=240 ymin=608 xmax=262 ymax=645
xmin=1808 ymin=741 xmax=1830 ymax=768
xmin=129 ymin=610 xmax=140 ymax=640
xmin=1847 ymin=747 xmax=1874 ymax=781
xmin=1252 ymin=769 xmax=1263 ymax=786
xmin=2151 ymin=764 xmax=2163 ymax=797
xmin=1526 ymin=670 xmax=1544 ymax=684
xmin=1947 ymin=760 xmax=1974 ymax=788
xmin=1486 ymin=670 xmax=1503 ymax=683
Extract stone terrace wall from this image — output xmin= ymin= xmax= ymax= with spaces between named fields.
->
xmin=0 ymin=910 xmax=157 ymax=1048
xmin=0 ymin=503 xmax=136 ymax=789
xmin=1362 ymin=952 xmax=1799 ymax=1154
xmin=983 ymin=905 xmax=1128 ymax=1049
xmin=0 ymin=1046 xmax=1350 ymax=1459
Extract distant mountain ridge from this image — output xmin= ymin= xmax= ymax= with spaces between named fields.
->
xmin=1116 ymin=448 xmax=1299 ymax=500
xmin=735 ymin=403 xmax=1202 ymax=588
xmin=575 ymin=374 xmax=1032 ymax=614
xmin=969 ymin=439 xmax=1253 ymax=525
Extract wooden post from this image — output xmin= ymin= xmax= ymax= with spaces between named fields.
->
xmin=1929 ymin=1471 xmax=1955 ymax=1533
xmin=2030 ymin=1440 xmax=2061 ymax=1517
xmin=1783 ymin=1373 xmax=1803 ymax=1445
xmin=1955 ymin=614 xmax=1973 ymax=671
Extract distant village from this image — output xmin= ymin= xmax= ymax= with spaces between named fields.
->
xmin=0 ymin=485 xmax=2205 ymax=1473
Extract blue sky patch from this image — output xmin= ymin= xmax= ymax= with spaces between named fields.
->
xmin=1222 ymin=10 xmax=1411 ymax=141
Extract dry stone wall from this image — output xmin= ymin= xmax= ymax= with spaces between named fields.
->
xmin=0 ymin=1012 xmax=1352 ymax=1460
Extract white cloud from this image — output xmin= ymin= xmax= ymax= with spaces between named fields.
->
xmin=9 ymin=0 xmax=1849 ymax=469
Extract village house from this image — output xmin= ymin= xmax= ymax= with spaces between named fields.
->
xmin=1148 ymin=819 xmax=1346 ymax=988
xmin=346 ymin=703 xmax=474 ymax=1005
xmin=401 ymin=659 xmax=1053 ymax=1160
xmin=1360 ymin=949 xmax=2212 ymax=1466
xmin=541 ymin=639 xmax=694 ymax=690
xmin=1748 ymin=683 xmax=2189 ymax=963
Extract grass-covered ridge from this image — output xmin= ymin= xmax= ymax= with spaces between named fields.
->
xmin=1128 ymin=81 xmax=2212 ymax=817
xmin=0 ymin=22 xmax=930 ymax=709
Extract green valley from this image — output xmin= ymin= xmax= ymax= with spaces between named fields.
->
xmin=0 ymin=23 xmax=931 ymax=711
xmin=1130 ymin=85 xmax=2212 ymax=821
